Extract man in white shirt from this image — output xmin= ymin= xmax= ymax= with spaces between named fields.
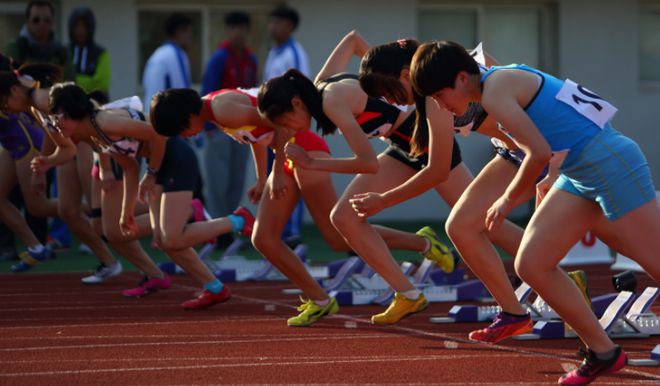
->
xmin=264 ymin=6 xmax=309 ymax=79
xmin=142 ymin=13 xmax=193 ymax=112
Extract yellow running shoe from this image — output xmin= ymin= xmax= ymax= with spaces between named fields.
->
xmin=416 ymin=226 xmax=454 ymax=273
xmin=371 ymin=292 xmax=428 ymax=325
xmin=287 ymin=296 xmax=339 ymax=327
xmin=568 ymin=270 xmax=592 ymax=310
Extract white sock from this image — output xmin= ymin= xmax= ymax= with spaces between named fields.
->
xmin=27 ymin=244 xmax=45 ymax=254
xmin=314 ymin=298 xmax=330 ymax=307
xmin=400 ymin=289 xmax=421 ymax=300
xmin=421 ymin=238 xmax=431 ymax=254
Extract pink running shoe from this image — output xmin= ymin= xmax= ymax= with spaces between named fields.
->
xmin=559 ymin=345 xmax=627 ymax=385
xmin=122 ymin=274 xmax=171 ymax=297
xmin=191 ymin=198 xmax=216 ymax=245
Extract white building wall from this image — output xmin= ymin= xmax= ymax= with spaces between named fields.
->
xmin=559 ymin=0 xmax=660 ymax=187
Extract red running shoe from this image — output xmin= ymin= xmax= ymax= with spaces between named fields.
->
xmin=232 ymin=206 xmax=254 ymax=238
xmin=468 ymin=311 xmax=532 ymax=343
xmin=181 ymin=286 xmax=231 ymax=310
xmin=559 ymin=345 xmax=627 ymax=385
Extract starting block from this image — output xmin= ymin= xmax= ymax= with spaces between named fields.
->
xmin=330 ymin=261 xmax=417 ymax=306
xmin=431 ymin=280 xmax=619 ymax=324
xmin=214 ymin=243 xmax=341 ymax=282
xmin=330 ymin=258 xmax=489 ymax=306
xmin=515 ymin=287 xmax=660 ymax=340
xmin=629 ymin=344 xmax=660 ymax=367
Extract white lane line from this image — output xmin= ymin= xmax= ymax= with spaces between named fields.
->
xmin=0 ymin=334 xmax=407 ymax=352
xmin=0 ymin=332 xmax=376 ymax=341
xmin=0 ymin=353 xmax=529 ymax=377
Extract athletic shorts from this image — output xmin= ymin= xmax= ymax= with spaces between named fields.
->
xmin=554 ymin=127 xmax=656 ymax=220
xmin=156 ymin=136 xmax=200 ymax=193
xmin=282 ymin=130 xmax=330 ymax=175
xmin=383 ymin=137 xmax=462 ymax=171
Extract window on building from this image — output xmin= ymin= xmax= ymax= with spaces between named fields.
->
xmin=640 ymin=3 xmax=660 ymax=83
xmin=417 ymin=1 xmax=557 ymax=72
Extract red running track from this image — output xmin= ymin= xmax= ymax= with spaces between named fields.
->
xmin=1 ymin=264 xmax=659 ymax=385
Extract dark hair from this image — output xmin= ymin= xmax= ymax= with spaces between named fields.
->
xmin=88 ymin=90 xmax=109 ymax=105
xmin=257 ymin=69 xmax=335 ymax=135
xmin=224 ymin=10 xmax=250 ymax=27
xmin=358 ymin=39 xmax=420 ymax=104
xmin=269 ymin=6 xmax=299 ymax=29
xmin=26 ymin=1 xmax=54 ymax=19
xmin=410 ymin=40 xmax=479 ymax=97
xmin=165 ymin=13 xmax=193 ymax=38
xmin=0 ymin=54 xmax=62 ymax=98
xmin=358 ymin=39 xmax=432 ymax=156
xmin=49 ymin=82 xmax=95 ymax=120
xmin=150 ymin=88 xmax=202 ymax=137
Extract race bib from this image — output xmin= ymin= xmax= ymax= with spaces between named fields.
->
xmin=469 ymin=42 xmax=486 ymax=66
xmin=555 ymin=79 xmax=617 ymax=128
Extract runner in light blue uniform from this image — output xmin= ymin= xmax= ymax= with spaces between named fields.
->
xmin=410 ymin=40 xmax=660 ymax=386
xmin=481 ymin=64 xmax=655 ymax=220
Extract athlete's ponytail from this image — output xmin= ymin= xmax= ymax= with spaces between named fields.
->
xmin=358 ymin=39 xmax=420 ymax=104
xmin=410 ymin=94 xmax=429 ymax=157
xmin=257 ymin=69 xmax=336 ymax=135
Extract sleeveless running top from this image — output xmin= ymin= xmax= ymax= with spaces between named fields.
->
xmin=203 ymin=88 xmax=273 ymax=145
xmin=90 ymin=109 xmax=145 ymax=157
xmin=317 ymin=73 xmax=405 ymax=138
xmin=481 ymin=64 xmax=614 ymax=163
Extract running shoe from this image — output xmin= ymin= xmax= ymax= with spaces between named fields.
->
xmin=122 ymin=274 xmax=171 ymax=297
xmin=559 ymin=345 xmax=627 ymax=385
xmin=181 ymin=286 xmax=231 ymax=310
xmin=416 ymin=226 xmax=454 ymax=273
xmin=371 ymin=292 xmax=428 ymax=325
xmin=191 ymin=198 xmax=216 ymax=245
xmin=10 ymin=247 xmax=54 ymax=273
xmin=81 ymin=261 xmax=123 ymax=284
xmin=232 ymin=206 xmax=255 ymax=238
xmin=288 ymin=296 xmax=339 ymax=327
xmin=468 ymin=311 xmax=533 ymax=343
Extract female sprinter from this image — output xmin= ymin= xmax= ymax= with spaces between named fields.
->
xmin=47 ymin=82 xmax=253 ymax=309
xmin=0 ymin=59 xmax=121 ymax=279
xmin=410 ymin=40 xmax=660 ymax=385
xmin=258 ymin=30 xmax=469 ymax=325
xmin=149 ymin=85 xmax=451 ymax=326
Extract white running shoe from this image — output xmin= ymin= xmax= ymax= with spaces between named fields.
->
xmin=81 ymin=261 xmax=123 ymax=284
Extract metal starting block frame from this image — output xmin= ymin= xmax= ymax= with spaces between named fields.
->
xmin=514 ymin=287 xmax=660 ymax=341
xmin=330 ymin=259 xmax=489 ymax=306
xmin=430 ymin=281 xmax=620 ymax=324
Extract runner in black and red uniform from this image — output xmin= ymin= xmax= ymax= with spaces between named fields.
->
xmin=149 ymin=82 xmax=450 ymax=326
xmin=258 ymin=30 xmax=463 ymax=326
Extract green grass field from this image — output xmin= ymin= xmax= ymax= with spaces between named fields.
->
xmin=0 ymin=219 xmax=526 ymax=274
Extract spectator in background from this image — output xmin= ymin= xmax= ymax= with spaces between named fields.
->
xmin=142 ymin=13 xmax=193 ymax=112
xmin=263 ymin=5 xmax=309 ymax=244
xmin=5 ymin=1 xmax=75 ymax=80
xmin=68 ymin=6 xmax=111 ymax=99
xmin=200 ymin=11 xmax=257 ymax=249
xmin=263 ymin=6 xmax=309 ymax=80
